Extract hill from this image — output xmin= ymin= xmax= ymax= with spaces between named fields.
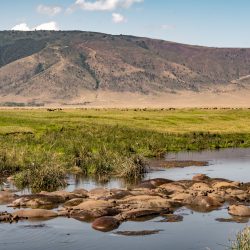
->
xmin=0 ymin=30 xmax=250 ymax=107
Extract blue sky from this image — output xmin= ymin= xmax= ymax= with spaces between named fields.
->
xmin=1 ymin=0 xmax=250 ymax=47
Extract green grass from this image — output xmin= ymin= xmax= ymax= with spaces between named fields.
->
xmin=1 ymin=108 xmax=250 ymax=191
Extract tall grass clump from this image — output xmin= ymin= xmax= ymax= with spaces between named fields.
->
xmin=14 ymin=165 xmax=66 ymax=192
xmin=13 ymin=150 xmax=66 ymax=192
xmin=117 ymin=155 xmax=147 ymax=180
xmin=73 ymin=146 xmax=115 ymax=177
xmin=0 ymin=147 xmax=26 ymax=175
xmin=230 ymin=226 xmax=250 ymax=250
xmin=72 ymin=146 xmax=146 ymax=180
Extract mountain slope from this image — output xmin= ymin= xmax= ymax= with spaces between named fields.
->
xmin=0 ymin=30 xmax=250 ymax=104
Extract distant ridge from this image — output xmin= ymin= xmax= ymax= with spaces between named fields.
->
xmin=0 ymin=30 xmax=250 ymax=106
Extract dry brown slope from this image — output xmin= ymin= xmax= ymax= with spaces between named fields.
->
xmin=0 ymin=31 xmax=250 ymax=105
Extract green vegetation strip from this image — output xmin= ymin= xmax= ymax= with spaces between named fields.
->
xmin=0 ymin=108 xmax=250 ymax=191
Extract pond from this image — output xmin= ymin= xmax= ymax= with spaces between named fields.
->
xmin=0 ymin=148 xmax=249 ymax=250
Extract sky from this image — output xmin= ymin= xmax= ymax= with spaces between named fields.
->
xmin=1 ymin=0 xmax=250 ymax=48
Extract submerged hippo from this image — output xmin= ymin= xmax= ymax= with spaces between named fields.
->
xmin=92 ymin=216 xmax=120 ymax=232
xmin=228 ymin=205 xmax=250 ymax=217
xmin=12 ymin=209 xmax=58 ymax=219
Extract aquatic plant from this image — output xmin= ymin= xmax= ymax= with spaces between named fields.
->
xmin=13 ymin=150 xmax=66 ymax=191
xmin=72 ymin=145 xmax=146 ymax=180
xmin=14 ymin=165 xmax=66 ymax=192
xmin=117 ymin=155 xmax=147 ymax=180
xmin=230 ymin=226 xmax=250 ymax=250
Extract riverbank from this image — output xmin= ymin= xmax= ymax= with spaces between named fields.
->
xmin=1 ymin=108 xmax=250 ymax=191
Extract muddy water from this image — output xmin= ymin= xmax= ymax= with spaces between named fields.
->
xmin=0 ymin=148 xmax=249 ymax=250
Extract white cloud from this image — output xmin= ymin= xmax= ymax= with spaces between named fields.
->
xmin=68 ymin=0 xmax=143 ymax=12
xmin=34 ymin=21 xmax=59 ymax=31
xmin=112 ymin=13 xmax=126 ymax=23
xmin=161 ymin=24 xmax=176 ymax=31
xmin=11 ymin=23 xmax=30 ymax=31
xmin=11 ymin=22 xmax=59 ymax=31
xmin=121 ymin=0 xmax=143 ymax=8
xmin=37 ymin=4 xmax=62 ymax=16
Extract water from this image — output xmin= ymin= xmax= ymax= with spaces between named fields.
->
xmin=0 ymin=148 xmax=249 ymax=250
xmin=0 ymin=207 xmax=246 ymax=250
xmin=148 ymin=147 xmax=250 ymax=182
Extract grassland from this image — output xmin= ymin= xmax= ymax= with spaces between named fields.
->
xmin=1 ymin=108 xmax=250 ymax=191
